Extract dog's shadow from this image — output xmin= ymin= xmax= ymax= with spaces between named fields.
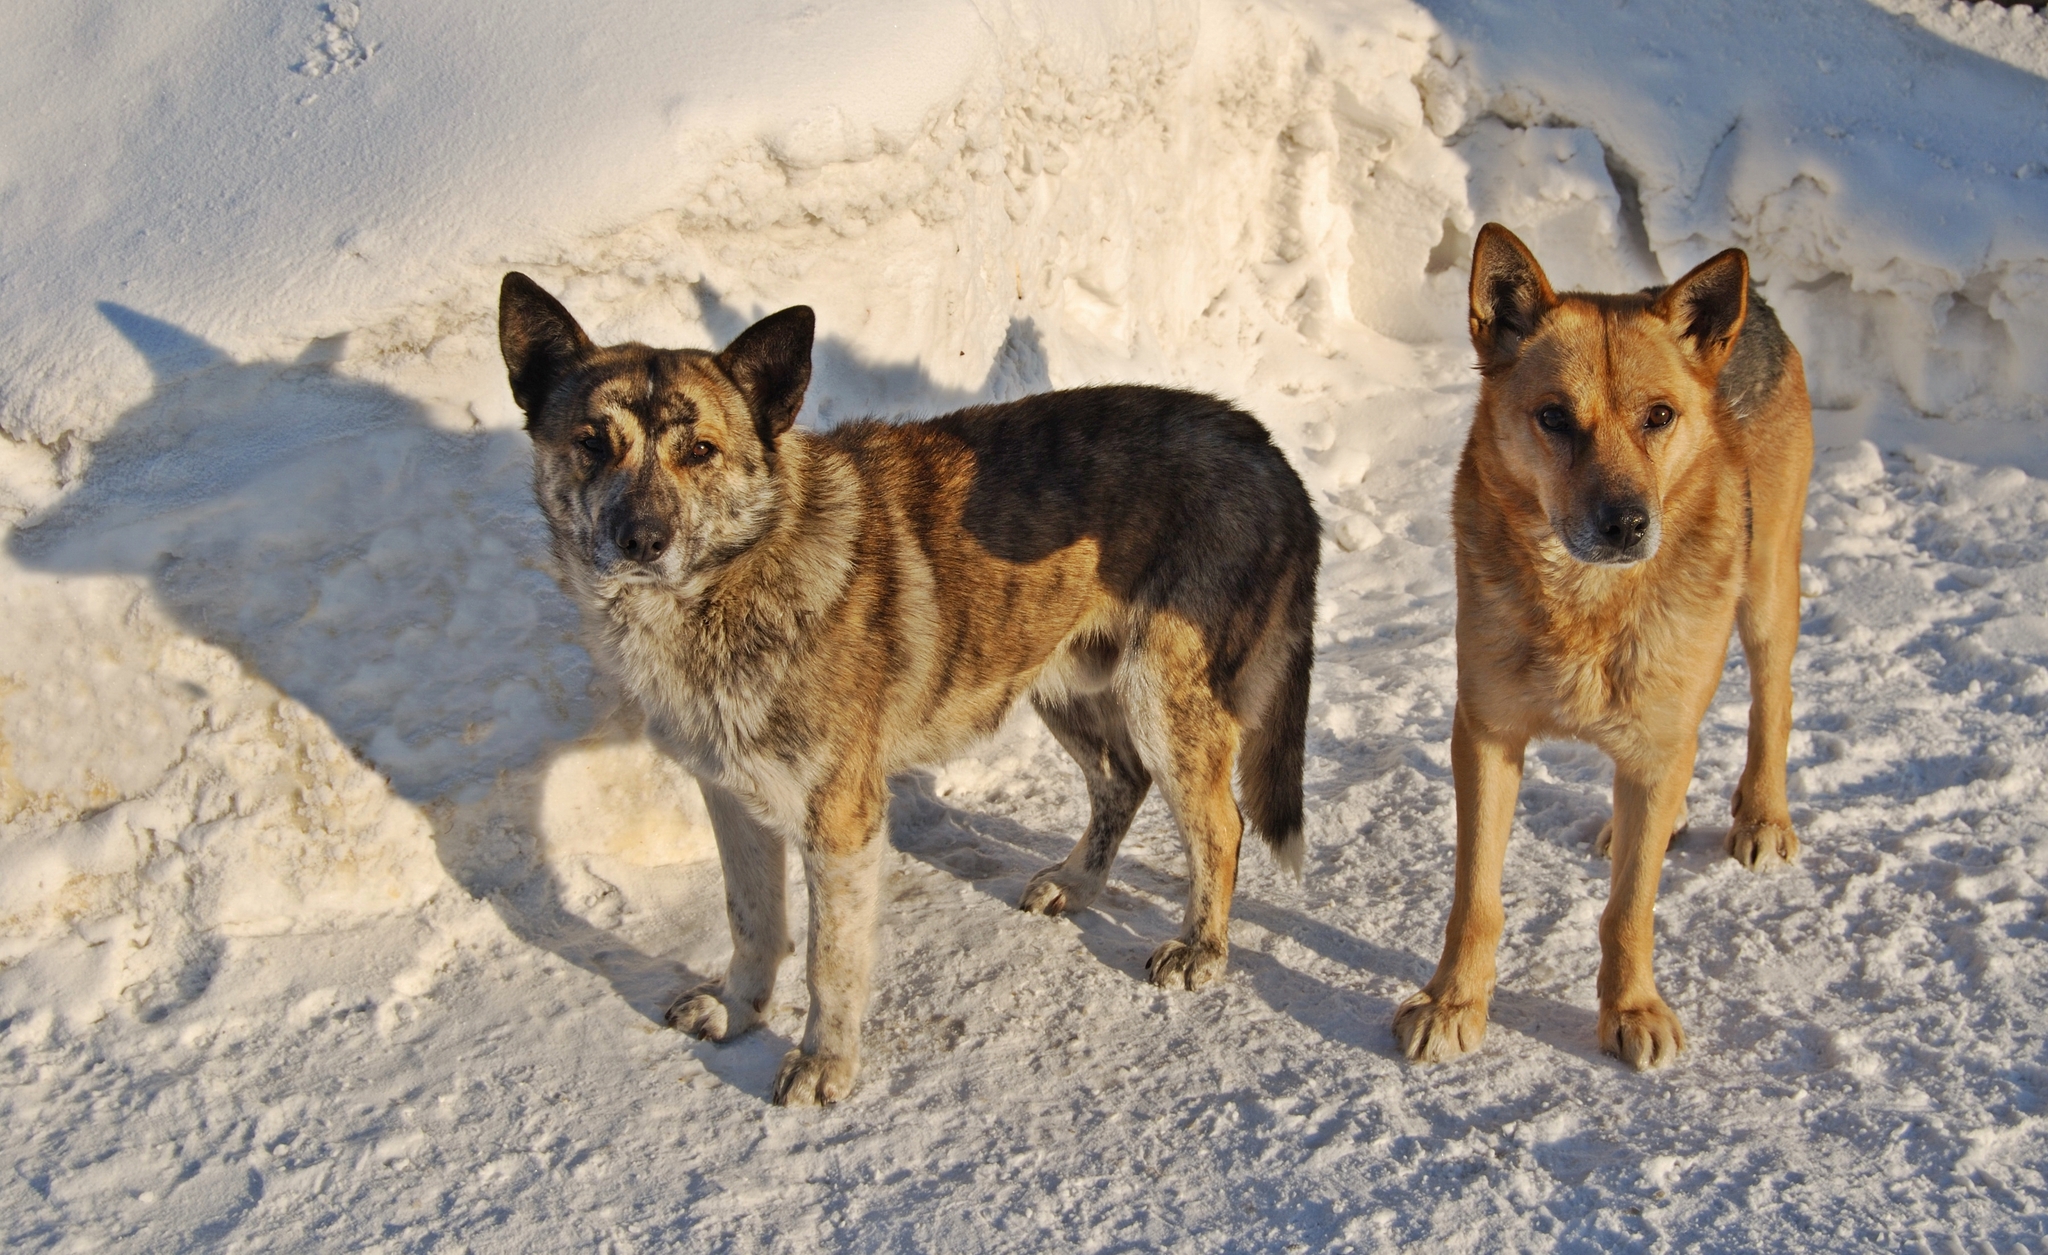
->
xmin=7 ymin=292 xmax=1053 ymax=1033
xmin=885 ymin=771 xmax=1605 ymax=1064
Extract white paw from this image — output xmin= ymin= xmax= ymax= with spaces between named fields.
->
xmin=771 ymin=1049 xmax=858 ymax=1106
xmin=1018 ymin=864 xmax=1103 ymax=916
xmin=664 ymin=984 xmax=757 ymax=1042
xmin=1146 ymin=938 xmax=1227 ymax=990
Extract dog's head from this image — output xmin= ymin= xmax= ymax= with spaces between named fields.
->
xmin=498 ymin=273 xmax=813 ymax=595
xmin=1466 ymin=223 xmax=1749 ymax=566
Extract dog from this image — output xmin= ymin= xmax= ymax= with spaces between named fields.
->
xmin=497 ymin=275 xmax=1320 ymax=1104
xmin=1392 ymin=223 xmax=1812 ymax=1070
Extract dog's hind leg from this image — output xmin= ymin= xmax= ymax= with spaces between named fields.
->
xmin=1728 ymin=365 xmax=1812 ymax=869
xmin=1121 ymin=623 xmax=1245 ymax=991
xmin=667 ymin=780 xmax=791 ymax=1042
xmin=1395 ymin=703 xmax=1525 ymax=1062
xmin=1019 ymin=691 xmax=1151 ymax=917
xmin=1591 ymin=793 xmax=1689 ymax=858
xmin=1597 ymin=742 xmax=1694 ymax=1070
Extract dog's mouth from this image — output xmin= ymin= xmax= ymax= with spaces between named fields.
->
xmin=1558 ymin=515 xmax=1662 ymax=566
xmin=589 ymin=557 xmax=678 ymax=599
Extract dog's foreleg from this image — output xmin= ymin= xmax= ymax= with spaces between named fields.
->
xmin=772 ymin=797 xmax=885 ymax=1107
xmin=1395 ymin=704 xmax=1524 ymax=1063
xmin=1597 ymin=745 xmax=1694 ymax=1070
xmin=666 ymin=780 xmax=791 ymax=1042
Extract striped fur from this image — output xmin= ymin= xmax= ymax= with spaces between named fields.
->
xmin=499 ymin=275 xmax=1320 ymax=1104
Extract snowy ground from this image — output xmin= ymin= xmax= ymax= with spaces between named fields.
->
xmin=5 ymin=0 xmax=2048 ymax=1250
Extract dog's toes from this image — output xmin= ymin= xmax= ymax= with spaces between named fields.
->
xmin=1599 ymin=999 xmax=1687 ymax=1071
xmin=664 ymin=984 xmax=754 ymax=1042
xmin=1392 ymin=988 xmax=1490 ymax=1063
xmin=1146 ymin=938 xmax=1227 ymax=990
xmin=1593 ymin=815 xmax=1688 ymax=858
xmin=1726 ymin=818 xmax=1800 ymax=869
xmin=771 ymin=1049 xmax=858 ymax=1106
xmin=1018 ymin=865 xmax=1098 ymax=917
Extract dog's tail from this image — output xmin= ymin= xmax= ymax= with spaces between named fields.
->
xmin=1237 ymin=566 xmax=1315 ymax=879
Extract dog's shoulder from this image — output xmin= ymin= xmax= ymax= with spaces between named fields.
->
xmin=1716 ymin=290 xmax=1792 ymax=423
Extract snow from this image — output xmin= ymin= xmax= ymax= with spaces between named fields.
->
xmin=4 ymin=0 xmax=2048 ymax=1249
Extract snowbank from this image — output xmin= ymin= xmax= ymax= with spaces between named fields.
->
xmin=6 ymin=0 xmax=2048 ymax=1248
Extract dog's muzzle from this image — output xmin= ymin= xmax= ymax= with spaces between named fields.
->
xmin=1564 ymin=499 xmax=1661 ymax=565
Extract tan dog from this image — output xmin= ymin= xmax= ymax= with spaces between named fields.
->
xmin=498 ymin=276 xmax=1320 ymax=1104
xmin=1393 ymin=224 xmax=1812 ymax=1069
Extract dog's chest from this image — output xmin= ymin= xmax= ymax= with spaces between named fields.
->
xmin=1518 ymin=561 xmax=1742 ymax=746
xmin=599 ymin=592 xmax=814 ymax=820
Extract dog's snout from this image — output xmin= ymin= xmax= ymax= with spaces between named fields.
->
xmin=613 ymin=514 xmax=674 ymax=564
xmin=1596 ymin=501 xmax=1650 ymax=550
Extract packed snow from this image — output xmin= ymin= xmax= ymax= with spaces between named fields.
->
xmin=4 ymin=0 xmax=2048 ymax=1249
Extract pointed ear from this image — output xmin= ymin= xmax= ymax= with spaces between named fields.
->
xmin=1469 ymin=223 xmax=1557 ymax=373
xmin=716 ymin=305 xmax=815 ymax=443
xmin=1654 ymin=249 xmax=1749 ymax=375
xmin=499 ymin=273 xmax=592 ymax=422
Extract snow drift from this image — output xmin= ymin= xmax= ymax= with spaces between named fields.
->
xmin=6 ymin=0 xmax=2048 ymax=1249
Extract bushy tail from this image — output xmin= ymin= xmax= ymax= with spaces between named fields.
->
xmin=1238 ymin=577 xmax=1314 ymax=878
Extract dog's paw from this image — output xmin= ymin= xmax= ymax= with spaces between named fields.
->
xmin=1725 ymin=818 xmax=1799 ymax=869
xmin=1392 ymin=988 xmax=1490 ymax=1062
xmin=1146 ymin=938 xmax=1227 ymax=990
xmin=663 ymin=984 xmax=758 ymax=1042
xmin=771 ymin=1049 xmax=858 ymax=1106
xmin=1018 ymin=864 xmax=1102 ymax=917
xmin=1598 ymin=998 xmax=1687 ymax=1070
xmin=1592 ymin=816 xmax=1688 ymax=858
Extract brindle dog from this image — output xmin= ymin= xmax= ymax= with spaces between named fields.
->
xmin=499 ymin=275 xmax=1320 ymax=1103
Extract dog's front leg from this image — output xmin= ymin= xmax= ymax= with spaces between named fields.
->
xmin=667 ymin=780 xmax=790 ymax=1042
xmin=772 ymin=783 xmax=885 ymax=1106
xmin=1395 ymin=703 xmax=1524 ymax=1062
xmin=1597 ymin=744 xmax=1694 ymax=1069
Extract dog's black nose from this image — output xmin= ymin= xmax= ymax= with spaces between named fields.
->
xmin=1596 ymin=501 xmax=1650 ymax=549
xmin=614 ymin=516 xmax=673 ymax=563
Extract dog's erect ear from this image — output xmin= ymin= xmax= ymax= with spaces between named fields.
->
xmin=1469 ymin=223 xmax=1557 ymax=373
xmin=716 ymin=305 xmax=815 ymax=444
xmin=1653 ymin=249 xmax=1749 ymax=376
xmin=499 ymin=273 xmax=592 ymax=423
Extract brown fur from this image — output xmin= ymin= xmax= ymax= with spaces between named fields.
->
xmin=1393 ymin=225 xmax=1812 ymax=1070
xmin=498 ymin=275 xmax=1320 ymax=1104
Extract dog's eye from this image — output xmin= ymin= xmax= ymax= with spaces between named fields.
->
xmin=1536 ymin=404 xmax=1572 ymax=433
xmin=685 ymin=440 xmax=717 ymax=466
xmin=577 ymin=431 xmax=609 ymax=459
xmin=1646 ymin=404 xmax=1676 ymax=430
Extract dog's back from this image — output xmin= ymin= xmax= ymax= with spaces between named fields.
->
xmin=823 ymin=385 xmax=1319 ymax=862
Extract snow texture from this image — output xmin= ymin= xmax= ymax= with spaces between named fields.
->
xmin=4 ymin=0 xmax=2048 ymax=1250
